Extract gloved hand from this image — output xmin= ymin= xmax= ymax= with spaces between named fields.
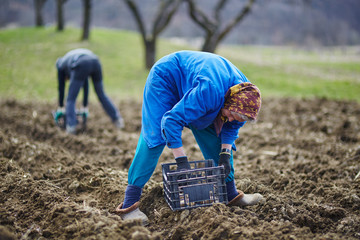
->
xmin=175 ymin=156 xmax=191 ymax=185
xmin=219 ymin=149 xmax=231 ymax=179
xmin=175 ymin=156 xmax=191 ymax=171
xmin=54 ymin=107 xmax=65 ymax=121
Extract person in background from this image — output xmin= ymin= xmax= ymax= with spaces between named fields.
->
xmin=115 ymin=50 xmax=264 ymax=224
xmin=54 ymin=48 xmax=124 ymax=134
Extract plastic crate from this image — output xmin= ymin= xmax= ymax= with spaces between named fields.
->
xmin=162 ymin=159 xmax=228 ymax=211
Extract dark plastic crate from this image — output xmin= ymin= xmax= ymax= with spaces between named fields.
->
xmin=161 ymin=159 xmax=228 ymax=211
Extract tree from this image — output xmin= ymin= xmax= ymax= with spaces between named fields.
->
xmin=81 ymin=0 xmax=92 ymax=40
xmin=34 ymin=0 xmax=47 ymax=27
xmin=56 ymin=0 xmax=68 ymax=31
xmin=123 ymin=0 xmax=182 ymax=69
xmin=186 ymin=0 xmax=256 ymax=53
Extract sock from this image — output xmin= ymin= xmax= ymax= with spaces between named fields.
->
xmin=226 ymin=180 xmax=239 ymax=202
xmin=122 ymin=185 xmax=142 ymax=209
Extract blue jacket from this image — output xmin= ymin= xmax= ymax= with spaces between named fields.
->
xmin=142 ymin=50 xmax=249 ymax=149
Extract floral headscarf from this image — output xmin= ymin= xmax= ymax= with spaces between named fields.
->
xmin=214 ymin=82 xmax=261 ymax=136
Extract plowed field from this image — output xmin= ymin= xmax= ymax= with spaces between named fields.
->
xmin=1 ymin=97 xmax=359 ymax=239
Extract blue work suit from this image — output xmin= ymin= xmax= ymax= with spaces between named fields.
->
xmin=56 ymin=48 xmax=120 ymax=127
xmin=128 ymin=51 xmax=250 ymax=188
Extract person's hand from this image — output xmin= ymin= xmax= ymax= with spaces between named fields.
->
xmin=219 ymin=149 xmax=231 ymax=178
xmin=175 ymin=156 xmax=191 ymax=185
xmin=54 ymin=107 xmax=65 ymax=121
xmin=175 ymin=156 xmax=191 ymax=171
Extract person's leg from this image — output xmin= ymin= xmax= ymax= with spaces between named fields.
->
xmin=66 ymin=75 xmax=85 ymax=132
xmin=66 ymin=57 xmax=92 ymax=133
xmin=189 ymin=125 xmax=235 ymax=182
xmin=122 ymin=131 xmax=165 ymax=208
xmin=92 ymin=80 xmax=120 ymax=121
xmin=189 ymin=125 xmax=264 ymax=205
xmin=189 ymin=125 xmax=261 ymax=204
xmin=116 ymin=132 xmax=164 ymax=224
xmin=91 ymin=60 xmax=121 ymax=122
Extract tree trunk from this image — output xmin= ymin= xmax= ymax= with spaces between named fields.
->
xmin=145 ymin=40 xmax=156 ymax=69
xmin=202 ymin=35 xmax=218 ymax=53
xmin=124 ymin=0 xmax=181 ymax=69
xmin=34 ymin=0 xmax=46 ymax=27
xmin=56 ymin=0 xmax=64 ymax=31
xmin=81 ymin=0 xmax=91 ymax=40
xmin=186 ymin=0 xmax=256 ymax=53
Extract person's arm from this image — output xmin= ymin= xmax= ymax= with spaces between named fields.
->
xmin=220 ymin=121 xmax=245 ymax=146
xmin=83 ymin=79 xmax=89 ymax=108
xmin=219 ymin=123 xmax=245 ymax=178
xmin=161 ymin=79 xmax=221 ymax=149
xmin=57 ymin=69 xmax=66 ymax=107
xmin=221 ymin=143 xmax=232 ymax=151
xmin=219 ymin=143 xmax=233 ymax=178
xmin=172 ymin=146 xmax=186 ymax=158
xmin=172 ymin=146 xmax=190 ymax=170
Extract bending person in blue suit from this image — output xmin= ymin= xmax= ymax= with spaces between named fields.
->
xmin=116 ymin=50 xmax=263 ymax=223
xmin=55 ymin=48 xmax=124 ymax=134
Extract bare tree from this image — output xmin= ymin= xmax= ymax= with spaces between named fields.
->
xmin=123 ymin=0 xmax=182 ymax=69
xmin=34 ymin=0 xmax=47 ymax=27
xmin=81 ymin=0 xmax=92 ymax=40
xmin=186 ymin=0 xmax=255 ymax=53
xmin=56 ymin=0 xmax=68 ymax=31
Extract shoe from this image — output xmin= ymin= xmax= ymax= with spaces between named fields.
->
xmin=115 ymin=202 xmax=148 ymax=225
xmin=114 ymin=118 xmax=125 ymax=129
xmin=66 ymin=125 xmax=77 ymax=135
xmin=228 ymin=191 xmax=264 ymax=206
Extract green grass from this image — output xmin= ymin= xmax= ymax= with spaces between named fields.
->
xmin=1 ymin=27 xmax=359 ymax=104
xmin=219 ymin=46 xmax=360 ymax=101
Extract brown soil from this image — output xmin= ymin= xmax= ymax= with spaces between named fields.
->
xmin=0 ymin=97 xmax=359 ymax=240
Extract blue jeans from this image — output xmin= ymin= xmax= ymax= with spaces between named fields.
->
xmin=128 ymin=125 xmax=234 ymax=188
xmin=66 ymin=56 xmax=120 ymax=127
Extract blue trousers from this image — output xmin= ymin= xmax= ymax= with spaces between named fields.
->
xmin=66 ymin=56 xmax=120 ymax=127
xmin=128 ymin=125 xmax=234 ymax=188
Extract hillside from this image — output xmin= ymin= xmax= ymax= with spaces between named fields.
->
xmin=1 ymin=27 xmax=359 ymax=103
xmin=1 ymin=0 xmax=360 ymax=46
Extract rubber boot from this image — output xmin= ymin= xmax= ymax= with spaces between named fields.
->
xmin=66 ymin=125 xmax=77 ymax=135
xmin=115 ymin=202 xmax=148 ymax=226
xmin=227 ymin=191 xmax=264 ymax=207
xmin=114 ymin=118 xmax=125 ymax=129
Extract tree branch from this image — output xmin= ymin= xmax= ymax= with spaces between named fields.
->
xmin=214 ymin=0 xmax=227 ymax=23
xmin=124 ymin=0 xmax=147 ymax=42
xmin=152 ymin=0 xmax=181 ymax=37
xmin=186 ymin=0 xmax=216 ymax=33
xmin=217 ymin=0 xmax=255 ymax=44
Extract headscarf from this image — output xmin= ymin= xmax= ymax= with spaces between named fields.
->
xmin=214 ymin=82 xmax=261 ymax=136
